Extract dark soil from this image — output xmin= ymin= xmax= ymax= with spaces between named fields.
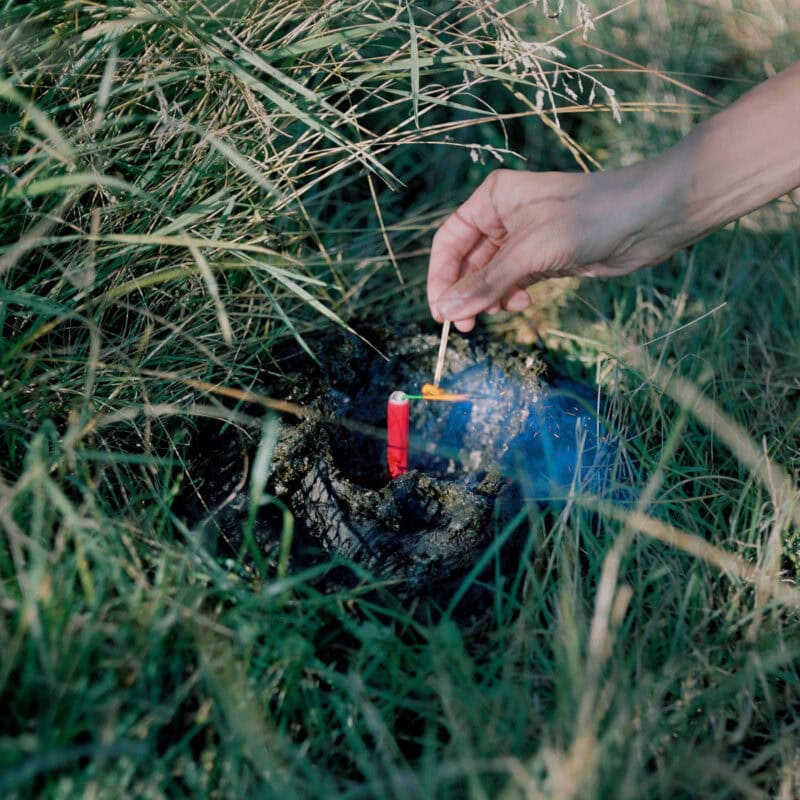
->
xmin=178 ymin=329 xmax=625 ymax=619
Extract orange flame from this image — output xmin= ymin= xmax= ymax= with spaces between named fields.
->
xmin=421 ymin=383 xmax=471 ymax=402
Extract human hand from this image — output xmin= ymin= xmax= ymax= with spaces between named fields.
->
xmin=427 ymin=166 xmax=675 ymax=332
xmin=428 ymin=63 xmax=800 ymax=332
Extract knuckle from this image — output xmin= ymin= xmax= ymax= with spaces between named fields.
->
xmin=487 ymin=168 xmax=510 ymax=187
xmin=484 ymin=169 xmax=501 ymax=193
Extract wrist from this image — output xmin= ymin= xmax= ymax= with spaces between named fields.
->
xmin=582 ymin=155 xmax=685 ymax=271
xmin=633 ymin=147 xmax=704 ymax=259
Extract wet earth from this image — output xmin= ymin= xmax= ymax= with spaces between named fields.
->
xmin=177 ymin=328 xmax=626 ymax=619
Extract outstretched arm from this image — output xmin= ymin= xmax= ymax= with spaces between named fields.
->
xmin=428 ymin=61 xmax=800 ymax=332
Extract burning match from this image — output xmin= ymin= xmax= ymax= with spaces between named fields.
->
xmin=419 ymin=383 xmax=471 ymax=402
xmin=433 ymin=320 xmax=450 ymax=387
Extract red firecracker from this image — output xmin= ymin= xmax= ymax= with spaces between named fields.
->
xmin=387 ymin=391 xmax=409 ymax=478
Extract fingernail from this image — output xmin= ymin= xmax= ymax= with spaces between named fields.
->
xmin=436 ymin=293 xmax=463 ymax=319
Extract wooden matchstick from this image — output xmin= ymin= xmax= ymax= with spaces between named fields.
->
xmin=433 ymin=320 xmax=450 ymax=387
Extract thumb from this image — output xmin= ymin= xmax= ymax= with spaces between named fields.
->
xmin=434 ymin=243 xmax=527 ymax=322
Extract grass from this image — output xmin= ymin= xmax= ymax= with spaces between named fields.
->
xmin=1 ymin=0 xmax=800 ymax=797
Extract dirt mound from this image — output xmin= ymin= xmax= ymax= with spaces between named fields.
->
xmin=179 ymin=330 xmax=625 ymax=617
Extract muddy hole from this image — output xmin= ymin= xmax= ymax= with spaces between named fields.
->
xmin=178 ymin=329 xmax=628 ymax=620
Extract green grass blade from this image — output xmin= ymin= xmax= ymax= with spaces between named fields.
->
xmin=407 ymin=5 xmax=421 ymax=129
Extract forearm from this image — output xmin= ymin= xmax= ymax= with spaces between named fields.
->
xmin=647 ymin=61 xmax=800 ymax=252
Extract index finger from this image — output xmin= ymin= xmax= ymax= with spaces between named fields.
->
xmin=427 ymin=208 xmax=484 ymax=321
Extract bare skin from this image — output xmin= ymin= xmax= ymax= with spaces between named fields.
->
xmin=428 ymin=60 xmax=800 ymax=332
